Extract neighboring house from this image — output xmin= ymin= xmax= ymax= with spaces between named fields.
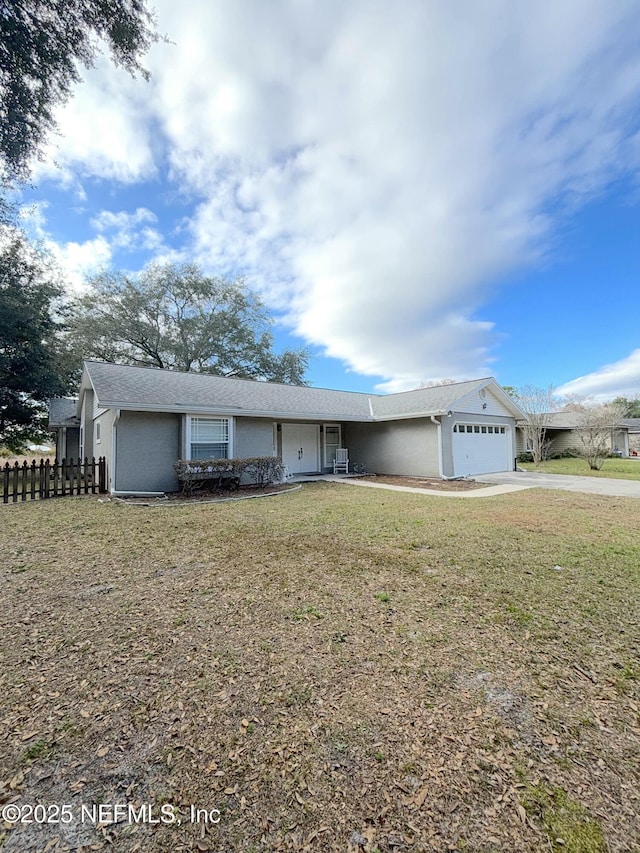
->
xmin=48 ymin=397 xmax=81 ymax=461
xmin=620 ymin=418 xmax=640 ymax=455
xmin=516 ymin=411 xmax=631 ymax=457
xmin=50 ymin=360 xmax=526 ymax=496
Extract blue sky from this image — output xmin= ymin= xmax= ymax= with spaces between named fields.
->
xmin=17 ymin=0 xmax=640 ymax=400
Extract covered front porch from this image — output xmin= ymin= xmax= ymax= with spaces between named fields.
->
xmin=275 ymin=421 xmax=346 ymax=475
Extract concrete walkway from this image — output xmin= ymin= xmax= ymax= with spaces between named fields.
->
xmin=476 ymin=470 xmax=640 ymax=498
xmin=288 ymin=471 xmax=640 ymax=498
xmin=289 ymin=474 xmax=529 ymax=498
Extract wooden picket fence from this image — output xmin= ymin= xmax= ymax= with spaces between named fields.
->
xmin=2 ymin=457 xmax=107 ymax=504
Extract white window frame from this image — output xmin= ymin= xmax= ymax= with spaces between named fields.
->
xmin=323 ymin=423 xmax=342 ymax=467
xmin=95 ymin=420 xmax=101 ymax=444
xmin=184 ymin=416 xmax=234 ymax=460
xmin=454 ymin=422 xmax=508 ymax=436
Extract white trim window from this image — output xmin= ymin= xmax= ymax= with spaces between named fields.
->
xmin=95 ymin=420 xmax=101 ymax=444
xmin=453 ymin=423 xmax=506 ymax=434
xmin=187 ymin=417 xmax=231 ymax=460
xmin=323 ymin=424 xmax=342 ymax=466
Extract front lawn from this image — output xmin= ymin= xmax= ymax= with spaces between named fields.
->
xmin=520 ymin=456 xmax=640 ymax=480
xmin=1 ymin=484 xmax=638 ymax=852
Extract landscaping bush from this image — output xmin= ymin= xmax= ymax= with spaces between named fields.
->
xmin=174 ymin=459 xmax=237 ymax=494
xmin=243 ymin=456 xmax=285 ymax=487
xmin=517 ymin=452 xmax=534 ymax=463
xmin=174 ymin=456 xmax=284 ymax=494
xmin=548 ymin=447 xmax=582 ymax=459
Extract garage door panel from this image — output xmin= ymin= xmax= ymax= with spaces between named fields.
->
xmin=453 ymin=423 xmax=510 ymax=477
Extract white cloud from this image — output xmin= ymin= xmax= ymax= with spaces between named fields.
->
xmin=49 ymin=237 xmax=113 ymax=293
xmin=31 ymin=58 xmax=157 ymax=186
xmin=90 ymin=207 xmax=162 ymax=250
xmin=557 ymin=350 xmax=640 ymax=401
xmin=19 ymin=202 xmax=112 ymax=292
xmin=30 ymin=0 xmax=640 ymax=388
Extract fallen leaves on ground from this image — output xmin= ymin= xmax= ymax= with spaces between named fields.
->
xmin=0 ymin=484 xmax=638 ymax=852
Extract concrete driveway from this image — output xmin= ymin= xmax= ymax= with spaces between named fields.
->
xmin=476 ymin=470 xmax=640 ymax=498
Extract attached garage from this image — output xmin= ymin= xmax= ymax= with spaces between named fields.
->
xmin=452 ymin=423 xmax=512 ymax=477
xmin=63 ymin=362 xmax=527 ymax=495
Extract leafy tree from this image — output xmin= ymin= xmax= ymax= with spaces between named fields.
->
xmin=67 ymin=262 xmax=310 ymax=385
xmin=0 ymin=230 xmax=73 ymax=450
xmin=501 ymin=385 xmax=519 ymax=399
xmin=612 ymin=396 xmax=640 ymax=418
xmin=0 ymin=0 xmax=158 ymax=184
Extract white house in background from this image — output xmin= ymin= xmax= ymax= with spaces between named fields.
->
xmin=49 ymin=361 xmax=526 ymax=496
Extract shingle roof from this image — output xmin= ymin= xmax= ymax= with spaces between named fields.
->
xmin=543 ymin=411 xmax=632 ymax=429
xmin=370 ymin=378 xmax=489 ymax=419
xmin=83 ymin=361 xmax=373 ymax=420
xmin=619 ymin=418 xmax=640 ymax=432
xmin=542 ymin=411 xmax=584 ymax=428
xmin=82 ymin=361 xmax=521 ymax=421
xmin=48 ymin=398 xmax=79 ymax=426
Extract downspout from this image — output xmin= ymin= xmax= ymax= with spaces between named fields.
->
xmin=110 ymin=409 xmax=120 ymax=494
xmin=432 ymin=413 xmax=460 ymax=480
xmin=430 ymin=415 xmax=444 ymax=479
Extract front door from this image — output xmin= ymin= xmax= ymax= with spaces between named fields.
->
xmin=282 ymin=423 xmax=320 ymax=474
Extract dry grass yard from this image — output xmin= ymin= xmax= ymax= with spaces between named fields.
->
xmin=0 ymin=483 xmax=639 ymax=853
xmin=519 ymin=458 xmax=640 ymax=481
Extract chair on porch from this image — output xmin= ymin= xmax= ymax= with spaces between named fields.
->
xmin=333 ymin=448 xmax=349 ymax=475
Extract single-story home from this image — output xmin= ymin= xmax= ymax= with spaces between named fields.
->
xmin=620 ymin=418 xmax=640 ymax=455
xmin=516 ymin=411 xmax=632 ymax=457
xmin=50 ymin=360 xmax=527 ymax=496
xmin=48 ymin=397 xmax=81 ymax=461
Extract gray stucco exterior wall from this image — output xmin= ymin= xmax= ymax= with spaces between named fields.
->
xmin=115 ymin=411 xmax=181 ymax=493
xmin=80 ymin=389 xmax=94 ymax=460
xmin=344 ymin=418 xmax=440 ymax=477
xmin=234 ymin=418 xmax=275 ymax=458
xmin=95 ymin=409 xmax=116 ymax=490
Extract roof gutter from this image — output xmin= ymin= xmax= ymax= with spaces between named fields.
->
xmin=431 ymin=413 xmax=464 ymax=480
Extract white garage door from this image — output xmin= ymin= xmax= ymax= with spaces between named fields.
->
xmin=453 ymin=423 xmax=510 ymax=477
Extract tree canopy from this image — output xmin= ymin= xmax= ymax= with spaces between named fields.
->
xmin=612 ymin=396 xmax=640 ymax=418
xmin=0 ymin=0 xmax=158 ymax=184
xmin=67 ymin=262 xmax=310 ymax=385
xmin=0 ymin=230 xmax=73 ymax=450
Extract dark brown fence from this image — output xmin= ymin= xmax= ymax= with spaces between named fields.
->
xmin=2 ymin=457 xmax=107 ymax=504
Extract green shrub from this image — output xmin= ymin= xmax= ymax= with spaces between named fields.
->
xmin=243 ymin=457 xmax=285 ymax=487
xmin=549 ymin=447 xmax=582 ymax=459
xmin=174 ymin=457 xmax=284 ymax=494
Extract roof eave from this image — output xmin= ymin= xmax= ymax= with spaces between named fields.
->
xmin=96 ymin=401 xmax=374 ymax=422
xmin=372 ymin=410 xmax=445 ymax=421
